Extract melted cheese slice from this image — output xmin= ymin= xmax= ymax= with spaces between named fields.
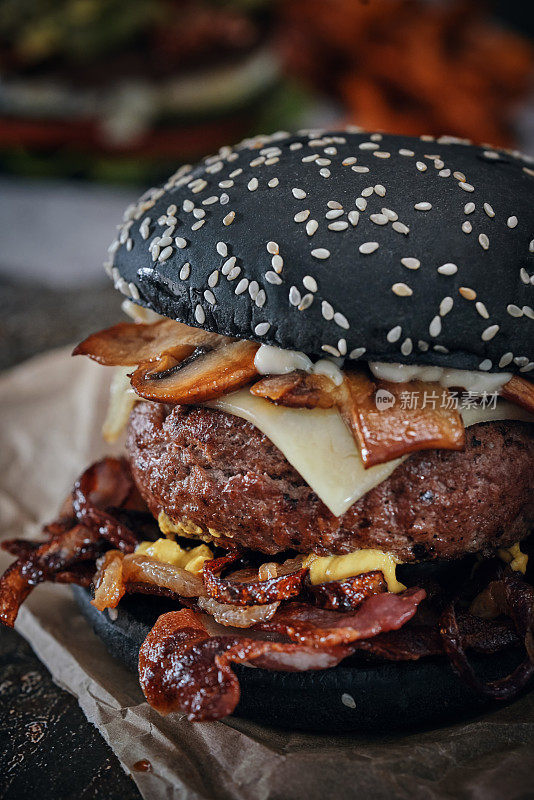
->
xmin=209 ymin=391 xmax=534 ymax=517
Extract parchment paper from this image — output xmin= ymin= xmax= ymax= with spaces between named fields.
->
xmin=1 ymin=348 xmax=533 ymax=800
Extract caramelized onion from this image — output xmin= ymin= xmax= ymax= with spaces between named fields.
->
xmin=92 ymin=550 xmax=125 ymax=611
xmin=197 ymin=596 xmax=279 ymax=627
xmin=122 ymin=554 xmax=205 ymax=598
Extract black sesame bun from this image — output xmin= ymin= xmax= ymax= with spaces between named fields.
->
xmin=107 ymin=130 xmax=534 ymax=375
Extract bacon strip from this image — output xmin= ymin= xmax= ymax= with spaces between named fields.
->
xmin=202 ymin=553 xmax=307 ymax=606
xmin=306 ymin=570 xmax=387 ymax=611
xmin=254 ymin=588 xmax=426 ymax=646
xmin=440 ymin=574 xmax=534 ymax=700
xmin=138 ymin=609 xmax=353 ymax=720
xmin=501 ymin=375 xmax=534 ymax=414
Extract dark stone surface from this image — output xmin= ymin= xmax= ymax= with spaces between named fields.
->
xmin=0 ymin=278 xmax=140 ymax=800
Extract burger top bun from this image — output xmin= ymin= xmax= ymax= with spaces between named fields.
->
xmin=107 ymin=129 xmax=534 ymax=374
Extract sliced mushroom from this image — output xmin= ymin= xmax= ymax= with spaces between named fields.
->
xmin=501 ymin=375 xmax=534 ymax=414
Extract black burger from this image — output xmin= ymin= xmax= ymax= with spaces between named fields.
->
xmin=2 ymin=129 xmax=534 ymax=731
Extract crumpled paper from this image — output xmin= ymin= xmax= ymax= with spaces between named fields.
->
xmin=1 ymin=347 xmax=533 ymax=800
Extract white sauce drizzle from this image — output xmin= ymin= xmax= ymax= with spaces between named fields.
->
xmin=369 ymin=361 xmax=512 ymax=394
xmin=254 ymin=344 xmax=344 ymax=385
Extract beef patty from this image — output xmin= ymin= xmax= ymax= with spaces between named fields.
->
xmin=127 ymin=401 xmax=534 ymax=561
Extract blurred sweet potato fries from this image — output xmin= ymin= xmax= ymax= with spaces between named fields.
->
xmin=279 ymin=0 xmax=534 ymax=146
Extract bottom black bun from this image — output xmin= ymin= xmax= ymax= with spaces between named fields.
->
xmin=73 ymin=586 xmax=530 ymax=733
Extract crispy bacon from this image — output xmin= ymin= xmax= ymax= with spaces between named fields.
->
xmin=138 ymin=609 xmax=353 ymax=720
xmin=440 ymin=573 xmax=534 ymax=700
xmin=501 ymin=375 xmax=534 ymax=414
xmin=131 ymin=339 xmax=259 ymax=404
xmin=202 ymin=553 xmax=308 ymax=606
xmin=73 ymin=320 xmax=227 ymax=366
xmin=72 ymin=458 xmax=140 ymax=552
xmin=254 ymin=588 xmax=426 ymax=646
xmin=306 ymin=570 xmax=387 ymax=611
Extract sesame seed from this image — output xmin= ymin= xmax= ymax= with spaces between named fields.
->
xmin=183 ymin=199 xmax=194 ymax=212
xmin=222 ymin=256 xmax=236 ymax=275
xmin=334 ymin=311 xmax=350 ymax=329
xmin=392 ymin=283 xmax=412 ymax=297
xmin=289 ymin=286 xmax=301 ymax=306
xmin=248 ymin=178 xmax=259 ymax=191
xmin=464 ymin=203 xmax=475 ymax=214
xmin=337 ymin=338 xmax=347 ymax=355
xmin=191 ymin=180 xmax=207 ymax=194
xmin=179 ymin=263 xmax=190 ymax=280
xmin=208 ymin=270 xmax=219 ymax=288
xmin=329 ymin=220 xmax=349 ymax=231
xmin=479 ymin=359 xmax=492 ymax=371
xmin=392 ymin=221 xmax=410 ymax=235
xmin=356 ymin=198 xmax=367 ymax=211
xmin=159 ymin=236 xmax=173 ymax=247
xmin=418 ymin=340 xmax=429 ymax=351
xmin=462 ymin=221 xmax=472 ymax=234
xmin=499 ymin=352 xmax=514 ymax=368
xmin=321 ymin=301 xmax=334 ymax=320
xmin=401 ymin=338 xmax=413 ymax=356
xmin=414 ymin=202 xmax=432 ymax=211
xmin=302 ymin=154 xmax=318 ymax=163
xmin=459 ymin=287 xmax=476 ymax=300
xmin=326 ymin=209 xmax=344 ymax=219
xmin=268 ymin=178 xmax=279 ymax=188
xmin=342 ymin=157 xmax=357 ymax=165
xmin=349 ymin=347 xmax=366 ymax=359
xmin=370 ymin=213 xmax=388 ymax=225
xmin=523 ymin=167 xmax=534 ymax=177
xmin=529 ymin=240 xmax=534 ymax=253
xmin=235 ymin=278 xmax=249 ymax=295
xmin=429 ymin=316 xmax=442 ymax=337
xmin=374 ymin=151 xmax=391 ymax=159
xmin=348 ymin=210 xmax=360 ymax=226
xmin=507 ymin=216 xmax=518 ymax=228
xmin=203 ymin=196 xmax=218 ymax=206
xmin=381 ymin=208 xmax=398 ymax=221
xmin=483 ymin=150 xmax=500 ymax=160
xmin=272 ymin=254 xmax=284 ymax=272
xmin=250 ymin=157 xmax=265 ymax=168
xmin=520 ymin=362 xmax=534 ymax=373
xmin=374 ymin=184 xmax=386 ymax=196
xmin=219 ymin=180 xmax=233 ymax=189
xmin=352 ymin=166 xmax=370 ymax=174
xmin=292 ymin=188 xmax=307 ymax=199
xmin=311 ymin=248 xmax=330 ymax=259
xmin=267 ymin=241 xmax=279 ymax=254
xmin=399 ymin=148 xmax=415 ymax=157
xmin=438 ymin=169 xmax=451 ymax=177
xmin=359 ymin=241 xmax=379 ymax=254
xmin=195 ymin=304 xmax=205 ymax=324
xmin=478 ymin=233 xmax=490 ymax=250
xmin=387 ymin=325 xmax=402 ymax=343
xmin=359 ymin=142 xmax=379 ymax=150
xmin=476 ymin=301 xmax=489 ymax=318
xmin=437 ymin=263 xmax=458 ymax=275
xmin=440 ymin=296 xmax=454 ymax=316
xmin=322 ymin=344 xmax=341 ymax=357
xmin=507 ymin=304 xmax=523 ymax=317
xmin=265 ymin=271 xmax=282 ymax=284
xmin=520 ymin=268 xmax=530 ymax=284
xmin=158 ymin=246 xmax=173 ymax=261
xmin=254 ymin=322 xmax=271 ymax=336
xmin=523 ymin=305 xmax=534 ymax=320
xmin=294 ymin=210 xmax=310 ymax=223
xmin=306 ymin=219 xmax=319 ymax=236
xmin=299 ymin=294 xmax=314 ymax=311
xmin=434 ymin=160 xmax=445 ymax=169
xmin=361 ymin=187 xmax=374 ymax=197
xmin=316 ymin=158 xmax=331 ymax=167
xmin=223 ymin=211 xmax=235 ymax=226
xmin=401 ymin=257 xmax=420 ymax=270
xmin=255 ymin=290 xmax=266 ymax=308
xmin=416 ymin=161 xmax=428 ymax=172
xmin=459 ymin=182 xmax=474 ymax=192
xmin=227 ymin=266 xmax=241 ymax=281
xmin=229 ymin=168 xmax=243 ymax=178
xmin=303 ymin=275 xmax=318 ymax=292
xmin=204 ymin=290 xmax=216 ymax=305
xmin=191 ymin=220 xmax=205 ymax=231
xmin=483 ymin=203 xmax=495 ymax=218
xmin=216 ymin=242 xmax=228 ymax=258
xmin=219 ymin=193 xmax=230 ymax=205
